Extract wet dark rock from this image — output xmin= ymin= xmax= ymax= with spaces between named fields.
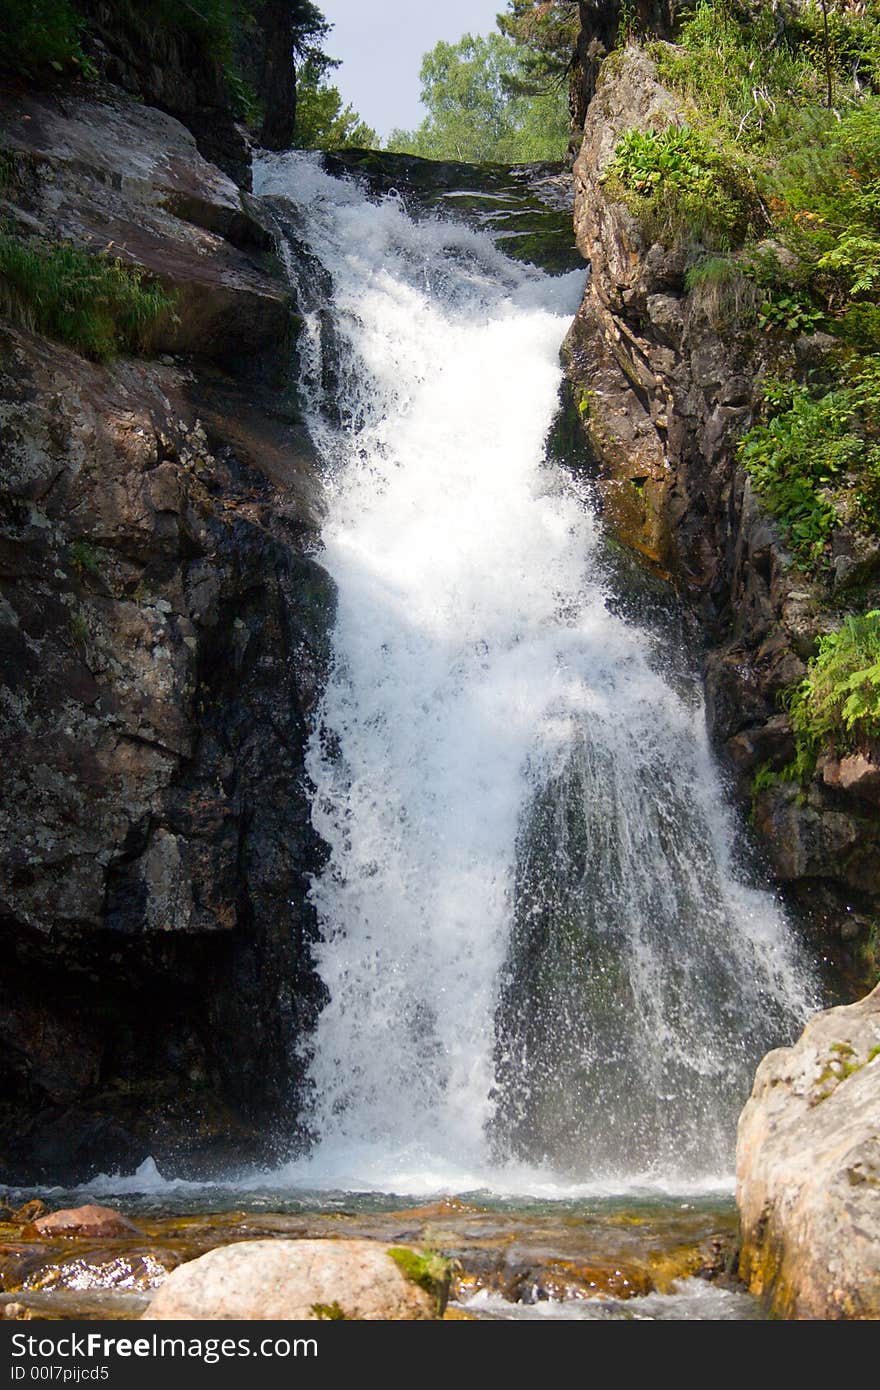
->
xmin=323 ymin=149 xmax=583 ymax=275
xmin=0 ymin=88 xmax=330 ymax=1182
xmin=77 ymin=0 xmax=251 ymax=187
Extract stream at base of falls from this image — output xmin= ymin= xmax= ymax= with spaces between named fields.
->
xmin=0 ymin=1178 xmax=760 ymax=1320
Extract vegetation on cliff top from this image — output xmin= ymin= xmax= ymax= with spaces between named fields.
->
xmin=602 ymin=3 xmax=880 ymax=805
xmin=602 ymin=123 xmax=756 ymax=245
xmin=0 ymin=1 xmax=373 ymax=151
xmin=606 ymin=2 xmax=880 ymax=585
xmin=0 ymin=0 xmax=92 ymax=78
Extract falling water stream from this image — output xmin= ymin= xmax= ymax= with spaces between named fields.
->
xmin=250 ymin=152 xmax=819 ymax=1198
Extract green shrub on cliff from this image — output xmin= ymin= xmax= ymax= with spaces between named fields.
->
xmin=0 ymin=0 xmax=91 ymax=77
xmin=738 ymin=364 xmax=880 ymax=568
xmin=738 ymin=355 xmax=880 ymax=567
xmin=627 ymin=2 xmax=880 ymax=578
xmin=656 ymin=1 xmax=827 ymax=144
xmin=654 ymin=5 xmax=880 ymax=310
xmin=738 ymin=380 xmax=856 ymax=567
xmin=602 ymin=124 xmax=755 ymax=248
xmin=684 ymin=253 xmax=763 ymax=328
xmin=0 ymin=234 xmax=176 ymax=360
xmin=786 ymin=610 xmax=880 ymax=771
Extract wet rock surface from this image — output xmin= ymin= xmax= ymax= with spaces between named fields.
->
xmin=76 ymin=0 xmax=251 ymax=187
xmin=0 ymin=89 xmax=331 ymax=1183
xmin=737 ymin=984 xmax=880 ymax=1318
xmin=0 ymin=1198 xmax=741 ymax=1321
xmin=322 ymin=149 xmax=583 ymax=276
xmin=0 ymin=90 xmax=290 ymax=369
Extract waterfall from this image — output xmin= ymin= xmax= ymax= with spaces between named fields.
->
xmin=254 ymin=152 xmax=818 ymax=1195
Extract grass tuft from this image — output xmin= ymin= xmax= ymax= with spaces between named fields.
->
xmin=0 ymin=234 xmax=176 ymax=360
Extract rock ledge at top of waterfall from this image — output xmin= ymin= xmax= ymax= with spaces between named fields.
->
xmin=736 ymin=983 xmax=880 ymax=1319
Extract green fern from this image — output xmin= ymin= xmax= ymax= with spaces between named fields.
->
xmin=786 ymin=611 xmax=880 ymax=776
xmin=602 ymin=125 xmax=754 ymax=248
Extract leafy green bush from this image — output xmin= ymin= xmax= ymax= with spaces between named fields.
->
xmin=770 ymin=101 xmax=880 ymax=309
xmin=0 ymin=0 xmax=90 ymax=77
xmin=757 ymin=291 xmax=825 ymax=336
xmin=786 ymin=0 xmax=880 ymax=99
xmin=656 ymin=7 xmax=880 ymax=316
xmin=602 ymin=124 xmax=754 ymax=247
xmin=841 ymin=300 xmax=880 ymax=349
xmin=738 ymin=377 xmax=864 ymax=567
xmin=0 ymin=234 xmax=176 ymax=360
xmin=655 ymin=1 xmax=824 ymax=146
xmin=786 ymin=611 xmax=880 ymax=772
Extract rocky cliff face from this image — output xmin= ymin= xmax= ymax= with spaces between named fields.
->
xmin=563 ymin=40 xmax=880 ymax=990
xmin=76 ymin=0 xmax=252 ymax=187
xmin=0 ymin=89 xmax=332 ymax=1182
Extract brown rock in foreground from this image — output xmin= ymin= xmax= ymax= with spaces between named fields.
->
xmin=33 ymin=1204 xmax=143 ymax=1239
xmin=142 ymin=1239 xmax=438 ymax=1321
xmin=736 ymin=984 xmax=880 ymax=1319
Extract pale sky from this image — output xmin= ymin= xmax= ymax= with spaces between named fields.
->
xmin=318 ymin=0 xmax=509 ymax=139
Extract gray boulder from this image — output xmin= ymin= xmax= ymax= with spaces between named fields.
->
xmin=736 ymin=984 xmax=880 ymax=1318
xmin=142 ymin=1239 xmax=439 ymax=1320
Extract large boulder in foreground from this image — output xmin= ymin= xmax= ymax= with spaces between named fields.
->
xmin=142 ymin=1240 xmax=438 ymax=1320
xmin=736 ymin=984 xmax=880 ymax=1318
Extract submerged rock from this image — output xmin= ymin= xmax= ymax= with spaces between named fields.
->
xmin=0 ymin=1198 xmax=740 ymax=1321
xmin=737 ymin=984 xmax=880 ymax=1318
xmin=323 ymin=148 xmax=582 ymax=275
xmin=141 ymin=1239 xmax=438 ymax=1321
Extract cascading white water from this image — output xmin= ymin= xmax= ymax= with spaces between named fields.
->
xmin=254 ymin=152 xmax=819 ymax=1195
